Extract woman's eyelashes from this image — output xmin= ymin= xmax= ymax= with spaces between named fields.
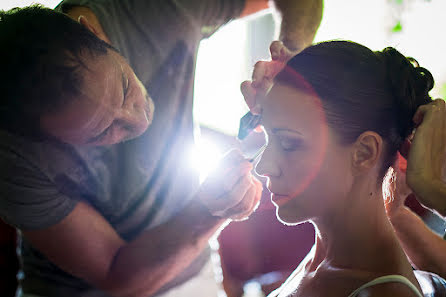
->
xmin=278 ymin=137 xmax=303 ymax=151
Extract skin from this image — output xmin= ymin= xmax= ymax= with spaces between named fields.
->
xmin=386 ymin=99 xmax=446 ymax=279
xmin=14 ymin=1 xmax=326 ymax=296
xmin=40 ymin=49 xmax=154 ymax=146
xmin=405 ymin=99 xmax=446 ymax=216
xmin=254 ymin=83 xmax=422 ymax=297
xmin=244 ymin=41 xmax=446 ymax=292
xmin=20 ymin=1 xmax=283 ymax=296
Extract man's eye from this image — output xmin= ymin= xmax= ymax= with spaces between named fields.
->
xmin=124 ymin=78 xmax=130 ymax=96
xmin=280 ymin=138 xmax=303 ymax=151
xmin=97 ymin=127 xmax=112 ymax=142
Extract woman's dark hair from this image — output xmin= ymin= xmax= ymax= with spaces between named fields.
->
xmin=276 ymin=41 xmax=434 ymax=177
xmin=0 ymin=5 xmax=115 ymax=140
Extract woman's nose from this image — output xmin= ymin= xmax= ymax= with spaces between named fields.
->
xmin=255 ymin=145 xmax=280 ymax=178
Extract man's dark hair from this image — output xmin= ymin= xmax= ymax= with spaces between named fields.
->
xmin=0 ymin=5 xmax=114 ymax=139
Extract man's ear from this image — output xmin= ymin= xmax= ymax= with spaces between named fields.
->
xmin=351 ymin=131 xmax=383 ymax=175
xmin=78 ymin=15 xmax=109 ymax=43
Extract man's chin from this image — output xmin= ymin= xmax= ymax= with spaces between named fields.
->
xmin=119 ymin=127 xmax=150 ymax=144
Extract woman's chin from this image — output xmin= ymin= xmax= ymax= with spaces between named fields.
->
xmin=270 ymin=193 xmax=309 ymax=225
xmin=276 ymin=211 xmax=306 ymax=226
xmin=275 ymin=206 xmax=308 ymax=226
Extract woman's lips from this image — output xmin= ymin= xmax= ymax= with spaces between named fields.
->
xmin=271 ymin=193 xmax=293 ymax=207
xmin=271 ymin=193 xmax=288 ymax=200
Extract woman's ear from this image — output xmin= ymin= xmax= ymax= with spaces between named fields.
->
xmin=351 ymin=131 xmax=383 ymax=175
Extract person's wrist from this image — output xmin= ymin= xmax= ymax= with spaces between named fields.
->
xmin=428 ymin=179 xmax=446 ymax=217
xmin=387 ymin=206 xmax=413 ymax=229
xmin=410 ymin=177 xmax=446 ymax=215
xmin=387 ymin=204 xmax=406 ymax=223
xmin=191 ymin=198 xmax=227 ymax=225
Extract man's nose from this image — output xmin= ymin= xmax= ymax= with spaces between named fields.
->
xmin=118 ymin=102 xmax=149 ymax=134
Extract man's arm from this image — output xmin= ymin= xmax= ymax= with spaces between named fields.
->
xmin=23 ymin=200 xmax=223 ymax=297
xmin=21 ymin=150 xmax=262 ymax=297
xmin=239 ymin=0 xmax=269 ymax=17
xmin=241 ymin=0 xmax=323 ymax=52
xmin=388 ymin=206 xmax=446 ymax=279
xmin=270 ymin=0 xmax=323 ymax=52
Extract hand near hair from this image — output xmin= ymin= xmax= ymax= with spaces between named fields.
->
xmin=403 ymin=99 xmax=446 ymax=216
xmin=240 ymin=41 xmax=298 ymax=115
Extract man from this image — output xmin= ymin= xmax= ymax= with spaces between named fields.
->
xmin=0 ymin=1 xmax=323 ymax=296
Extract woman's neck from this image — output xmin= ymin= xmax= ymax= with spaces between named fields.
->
xmin=309 ymin=182 xmax=406 ymax=274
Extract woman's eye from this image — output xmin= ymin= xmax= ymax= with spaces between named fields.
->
xmin=280 ymin=138 xmax=303 ymax=151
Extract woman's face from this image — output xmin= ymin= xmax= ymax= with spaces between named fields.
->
xmin=256 ymin=83 xmax=354 ymax=224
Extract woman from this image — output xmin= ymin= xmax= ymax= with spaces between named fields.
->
xmin=250 ymin=40 xmax=438 ymax=297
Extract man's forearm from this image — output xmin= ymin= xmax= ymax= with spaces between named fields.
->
xmin=414 ymin=179 xmax=446 ymax=217
xmin=389 ymin=206 xmax=446 ymax=278
xmin=103 ymin=200 xmax=226 ymax=297
xmin=271 ymin=0 xmax=323 ymax=51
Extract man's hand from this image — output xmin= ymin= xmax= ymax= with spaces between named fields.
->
xmin=241 ymin=41 xmax=297 ymax=116
xmin=405 ymin=99 xmax=446 ymax=214
xmin=197 ymin=149 xmax=262 ymax=221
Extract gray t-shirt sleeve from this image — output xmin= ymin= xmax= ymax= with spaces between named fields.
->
xmin=57 ymin=0 xmax=245 ymax=39
xmin=120 ymin=0 xmax=245 ymax=28
xmin=162 ymin=0 xmax=246 ymax=29
xmin=0 ymin=149 xmax=78 ymax=230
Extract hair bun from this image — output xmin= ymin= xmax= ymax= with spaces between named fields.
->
xmin=378 ymin=47 xmax=433 ymax=139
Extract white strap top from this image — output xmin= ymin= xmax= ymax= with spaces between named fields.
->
xmin=348 ymin=275 xmax=423 ymax=297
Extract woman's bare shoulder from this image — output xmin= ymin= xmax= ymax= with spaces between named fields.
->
xmin=316 ymin=268 xmax=421 ymax=297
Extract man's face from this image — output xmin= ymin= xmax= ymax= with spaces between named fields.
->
xmin=40 ymin=50 xmax=154 ymax=146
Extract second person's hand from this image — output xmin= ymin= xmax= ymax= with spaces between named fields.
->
xmin=405 ymin=99 xmax=446 ymax=215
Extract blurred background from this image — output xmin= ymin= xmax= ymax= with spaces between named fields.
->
xmin=0 ymin=0 xmax=445 ymax=296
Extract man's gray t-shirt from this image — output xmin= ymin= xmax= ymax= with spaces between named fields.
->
xmin=0 ymin=0 xmax=244 ymax=296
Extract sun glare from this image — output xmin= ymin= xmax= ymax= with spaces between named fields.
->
xmin=189 ymin=137 xmax=223 ymax=183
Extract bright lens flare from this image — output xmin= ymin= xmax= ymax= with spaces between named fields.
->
xmin=189 ymin=138 xmax=223 ymax=183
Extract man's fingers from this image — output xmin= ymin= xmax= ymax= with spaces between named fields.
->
xmin=413 ymin=99 xmax=445 ymax=126
xmin=252 ymin=61 xmax=268 ymax=83
xmin=227 ymin=177 xmax=264 ymax=221
xmin=240 ymin=81 xmax=262 ymax=115
xmin=270 ymin=40 xmax=285 ymax=60
xmin=219 ymin=149 xmax=246 ymax=170
xmin=241 ymin=80 xmax=256 ymax=109
xmin=228 ymin=181 xmax=257 ymax=220
xmin=222 ymin=162 xmax=252 ymax=193
xmin=252 ymin=60 xmax=284 ymax=90
xmin=270 ymin=40 xmax=296 ymax=62
xmin=224 ymin=174 xmax=255 ymax=211
xmin=236 ymin=177 xmax=263 ymax=220
xmin=204 ymin=172 xmax=253 ymax=216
